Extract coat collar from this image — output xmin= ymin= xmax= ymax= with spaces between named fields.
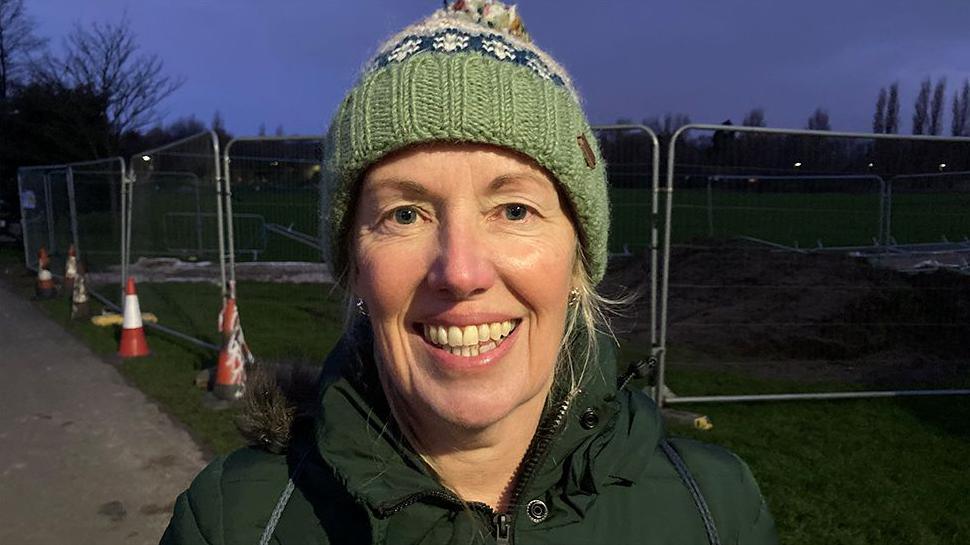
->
xmin=313 ymin=322 xmax=664 ymax=522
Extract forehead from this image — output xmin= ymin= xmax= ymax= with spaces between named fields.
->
xmin=360 ymin=142 xmax=558 ymax=196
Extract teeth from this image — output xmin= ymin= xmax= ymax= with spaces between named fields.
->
xmin=462 ymin=325 xmax=479 ymax=346
xmin=421 ymin=319 xmax=519 ymax=355
xmin=447 ymin=326 xmax=462 ymax=347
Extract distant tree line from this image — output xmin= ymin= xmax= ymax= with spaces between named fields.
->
xmin=0 ymin=1 xmax=249 ymax=210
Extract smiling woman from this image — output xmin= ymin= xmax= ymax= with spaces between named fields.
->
xmin=161 ymin=2 xmax=777 ymax=544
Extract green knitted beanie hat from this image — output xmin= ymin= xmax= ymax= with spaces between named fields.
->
xmin=322 ymin=0 xmax=609 ymax=284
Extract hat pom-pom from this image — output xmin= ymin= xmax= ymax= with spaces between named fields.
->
xmin=445 ymin=0 xmax=530 ymax=41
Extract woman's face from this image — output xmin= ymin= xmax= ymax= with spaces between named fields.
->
xmin=352 ymin=143 xmax=578 ymax=433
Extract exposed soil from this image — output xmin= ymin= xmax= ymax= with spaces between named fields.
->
xmin=87 ymin=258 xmax=332 ymax=286
xmin=603 ymin=239 xmax=970 ymax=388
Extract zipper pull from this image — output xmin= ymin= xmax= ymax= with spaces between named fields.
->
xmin=493 ymin=512 xmax=512 ymax=545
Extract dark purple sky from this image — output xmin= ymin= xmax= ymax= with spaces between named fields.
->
xmin=28 ymin=0 xmax=970 ymax=136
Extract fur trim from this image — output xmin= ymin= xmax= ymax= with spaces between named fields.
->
xmin=235 ymin=362 xmax=321 ymax=454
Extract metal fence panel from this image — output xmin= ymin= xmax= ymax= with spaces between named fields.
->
xmin=593 ymin=125 xmax=661 ymax=368
xmin=127 ymin=131 xmax=224 ymax=348
xmin=657 ymin=125 xmax=970 ymax=406
xmin=69 ymin=158 xmax=127 ymax=302
xmin=223 ymin=136 xmax=324 ymax=274
xmin=18 ymin=166 xmax=73 ymax=275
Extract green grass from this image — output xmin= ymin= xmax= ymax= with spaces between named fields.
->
xmin=615 ymin=344 xmax=970 ymax=545
xmin=608 ymin=188 xmax=970 ymax=253
xmin=3 ymin=246 xmax=969 ymax=544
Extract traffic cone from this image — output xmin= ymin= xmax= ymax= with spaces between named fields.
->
xmin=35 ymin=247 xmax=56 ymax=299
xmin=213 ymin=282 xmax=253 ymax=400
xmin=64 ymin=245 xmax=78 ymax=295
xmin=71 ymin=261 xmax=90 ymax=319
xmin=118 ymin=277 xmax=150 ymax=358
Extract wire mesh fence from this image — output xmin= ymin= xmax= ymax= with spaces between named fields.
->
xmin=656 ymin=125 xmax=970 ymax=405
xmin=595 ymin=125 xmax=659 ymax=258
xmin=15 ymin=125 xmax=970 ymax=404
xmin=18 ymin=165 xmax=80 ymax=278
xmin=69 ymin=158 xmax=127 ymax=302
xmin=223 ymin=136 xmax=324 ymax=268
xmin=126 ymin=131 xmax=225 ymax=347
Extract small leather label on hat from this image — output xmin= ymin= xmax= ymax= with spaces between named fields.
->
xmin=577 ymin=134 xmax=596 ymax=168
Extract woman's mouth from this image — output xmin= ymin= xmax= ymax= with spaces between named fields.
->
xmin=420 ymin=319 xmax=520 ymax=357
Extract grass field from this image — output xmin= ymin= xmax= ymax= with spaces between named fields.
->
xmin=3 ymin=244 xmax=968 ymax=544
xmin=608 ymin=188 xmax=970 ymax=253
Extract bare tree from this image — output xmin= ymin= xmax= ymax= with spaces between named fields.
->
xmin=257 ymin=122 xmax=266 ymax=137
xmin=885 ymin=82 xmax=900 ymax=134
xmin=0 ymin=0 xmax=45 ymax=104
xmin=873 ymin=87 xmax=887 ymax=133
xmin=951 ymin=79 xmax=970 ymax=136
xmin=912 ymin=78 xmax=930 ymax=135
xmin=643 ymin=112 xmax=691 ymax=137
xmin=274 ymin=124 xmax=284 ymax=137
xmin=742 ymin=108 xmax=765 ymax=127
xmin=40 ymin=16 xmax=183 ymax=138
xmin=806 ymin=108 xmax=831 ymax=131
xmin=929 ymin=77 xmax=946 ymax=136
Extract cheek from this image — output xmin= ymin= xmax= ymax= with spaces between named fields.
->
xmin=354 ymin=240 xmax=430 ymax=316
xmin=501 ymin=230 xmax=576 ymax=294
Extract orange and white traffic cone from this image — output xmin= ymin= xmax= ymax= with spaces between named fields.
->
xmin=63 ymin=245 xmax=78 ymax=295
xmin=71 ymin=261 xmax=90 ymax=319
xmin=35 ymin=247 xmax=56 ymax=299
xmin=213 ymin=282 xmax=253 ymax=400
xmin=118 ymin=277 xmax=150 ymax=358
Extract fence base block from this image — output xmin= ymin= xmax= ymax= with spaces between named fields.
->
xmin=662 ymin=409 xmax=713 ymax=431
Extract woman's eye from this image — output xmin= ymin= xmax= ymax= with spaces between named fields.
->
xmin=504 ymin=204 xmax=529 ymax=221
xmin=392 ymin=206 xmax=419 ymax=225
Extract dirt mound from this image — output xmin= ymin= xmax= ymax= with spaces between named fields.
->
xmin=603 ymin=240 xmax=970 ymax=385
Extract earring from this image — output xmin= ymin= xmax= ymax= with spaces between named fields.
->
xmin=568 ymin=288 xmax=580 ymax=306
xmin=355 ymin=297 xmax=368 ymax=316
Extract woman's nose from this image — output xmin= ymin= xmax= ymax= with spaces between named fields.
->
xmin=425 ymin=219 xmax=497 ymax=299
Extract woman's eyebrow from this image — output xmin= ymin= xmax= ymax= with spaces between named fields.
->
xmin=365 ymin=178 xmax=431 ymax=198
xmin=488 ymin=172 xmax=549 ymax=193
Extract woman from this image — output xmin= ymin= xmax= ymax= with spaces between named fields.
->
xmin=162 ymin=2 xmax=777 ymax=544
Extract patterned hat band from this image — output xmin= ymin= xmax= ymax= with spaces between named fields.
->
xmin=369 ymin=28 xmax=567 ymax=89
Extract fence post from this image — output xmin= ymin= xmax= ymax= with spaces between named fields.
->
xmin=222 ymin=138 xmax=238 ymax=286
xmin=65 ymin=167 xmax=81 ymax=261
xmin=17 ymin=170 xmax=30 ymax=270
xmin=43 ymin=172 xmax=56 ymax=255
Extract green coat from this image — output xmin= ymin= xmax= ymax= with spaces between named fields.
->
xmin=161 ymin=333 xmax=777 ymax=545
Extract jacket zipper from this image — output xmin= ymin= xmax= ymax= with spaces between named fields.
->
xmin=376 ymin=489 xmax=492 ymax=517
xmin=493 ymin=512 xmax=512 ymax=545
xmin=376 ymin=392 xmax=577 ymax=545
xmin=491 ymin=391 xmax=576 ymax=545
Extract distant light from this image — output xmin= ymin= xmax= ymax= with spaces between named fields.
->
xmin=793 ymin=162 xmax=802 ymax=168
xmin=270 ymin=161 xmax=280 ymax=167
xmin=747 ymin=177 xmax=758 ymax=183
xmin=141 ymin=155 xmax=151 ymax=162
xmin=867 ymin=162 xmax=874 ymax=168
xmin=939 ymin=163 xmax=947 ymax=170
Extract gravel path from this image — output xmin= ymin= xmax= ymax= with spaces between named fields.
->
xmin=0 ymin=282 xmax=206 ymax=545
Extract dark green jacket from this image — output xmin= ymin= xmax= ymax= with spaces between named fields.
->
xmin=161 ymin=333 xmax=777 ymax=545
